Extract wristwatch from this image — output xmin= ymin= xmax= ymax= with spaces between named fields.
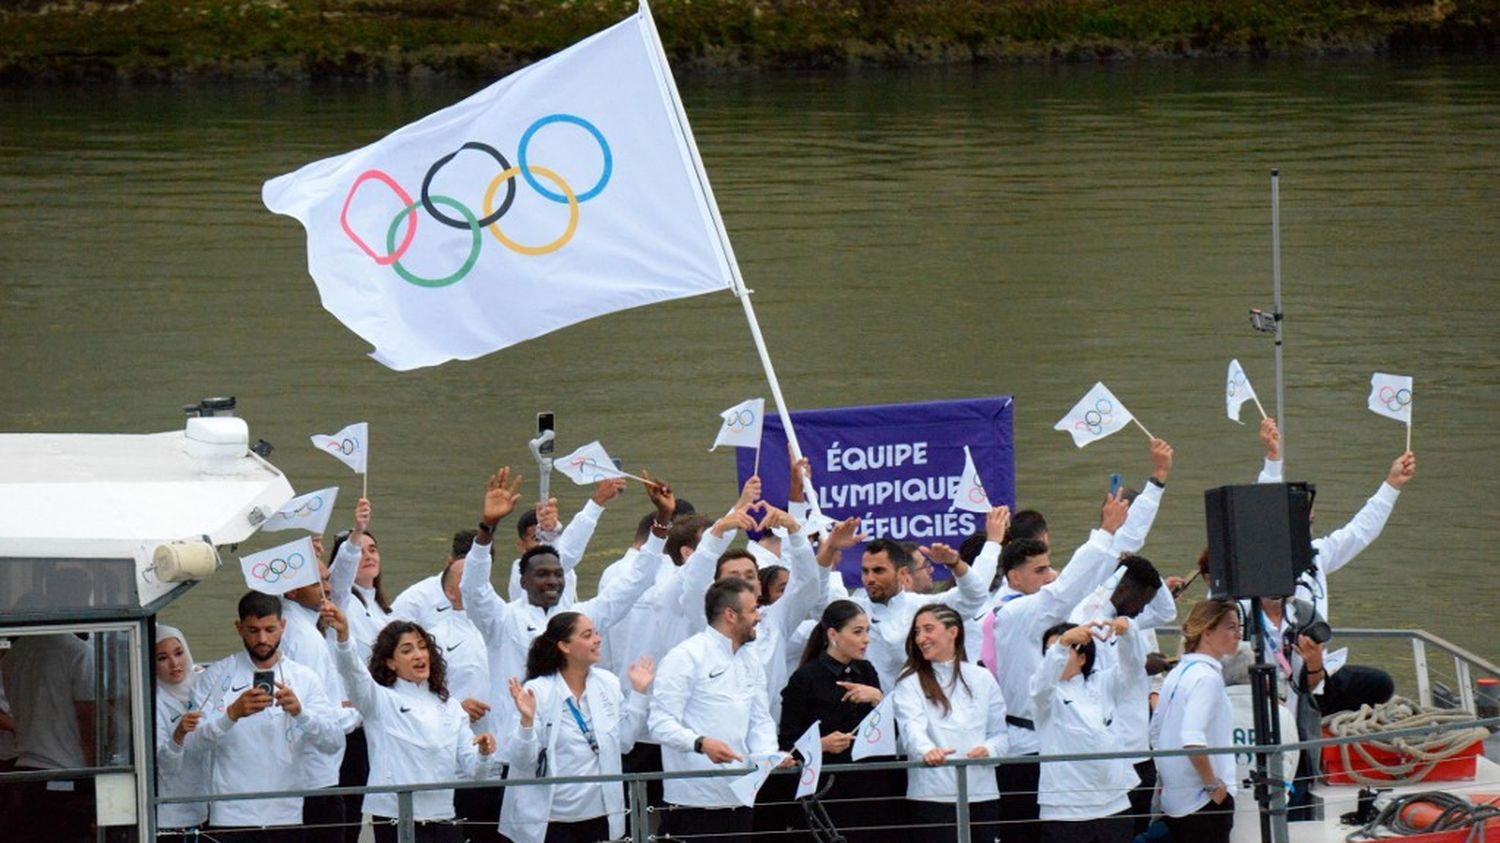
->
xmin=477 ymin=521 xmax=495 ymax=536
xmin=693 ymin=736 xmax=706 ymax=754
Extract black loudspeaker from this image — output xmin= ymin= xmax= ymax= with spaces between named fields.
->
xmin=1203 ymin=483 xmax=1314 ymax=599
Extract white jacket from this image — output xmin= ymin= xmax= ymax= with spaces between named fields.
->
xmin=892 ymin=660 xmax=1008 ymax=803
xmin=389 ymin=574 xmax=494 ymax=735
xmin=649 ymin=626 xmax=778 ymax=808
xmin=154 ymin=673 xmax=210 ymax=830
xmin=333 ymin=638 xmax=498 ymax=821
xmin=500 ymin=668 xmax=646 ymax=843
xmin=194 ymin=651 xmax=342 ymax=827
xmin=856 ymin=544 xmax=995 ymax=691
xmin=1030 ymin=634 xmax=1142 ymax=820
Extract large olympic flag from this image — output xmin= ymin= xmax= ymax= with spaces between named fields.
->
xmin=262 ymin=4 xmax=735 ymax=370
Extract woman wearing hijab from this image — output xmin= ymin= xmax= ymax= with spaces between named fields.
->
xmin=322 ymin=603 xmax=501 ymax=843
xmin=153 ymin=624 xmax=209 ymax=840
xmin=501 ymin=611 xmax=653 ymax=843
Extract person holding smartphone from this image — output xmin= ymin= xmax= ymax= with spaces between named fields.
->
xmin=322 ymin=602 xmax=501 ymax=843
xmin=153 ymin=625 xmax=209 ymax=841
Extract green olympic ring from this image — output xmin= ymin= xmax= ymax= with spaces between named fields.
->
xmin=385 ymin=195 xmax=481 ymax=288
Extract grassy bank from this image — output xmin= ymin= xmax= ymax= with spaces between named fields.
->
xmin=2 ymin=0 xmax=1497 ymax=81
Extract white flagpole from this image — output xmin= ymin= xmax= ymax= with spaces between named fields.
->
xmin=1131 ymin=418 xmax=1155 ymax=441
xmin=638 ymin=0 xmax=817 ymax=505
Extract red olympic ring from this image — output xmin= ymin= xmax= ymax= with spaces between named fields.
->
xmin=1379 ymin=386 xmax=1412 ymax=411
xmin=967 ymin=486 xmax=988 ymax=504
xmin=251 ymin=562 xmax=271 ymax=580
xmin=801 ymin=766 xmax=817 ymax=786
xmin=341 ymin=170 xmax=417 ymax=266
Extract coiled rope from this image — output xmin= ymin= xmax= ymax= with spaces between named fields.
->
xmin=1346 ymin=790 xmax=1500 ymax=842
xmin=1324 ymin=696 xmax=1490 ymax=785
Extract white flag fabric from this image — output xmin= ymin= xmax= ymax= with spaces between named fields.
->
xmin=555 ymin=441 xmax=628 ymax=486
xmin=1368 ymin=372 xmax=1413 ymax=424
xmin=261 ymin=7 xmax=735 ymax=371
xmin=311 ymin=422 xmax=369 ymax=474
xmin=950 ymin=445 xmax=991 ymax=513
xmin=240 ymin=537 xmax=319 ymax=596
xmin=728 ymin=751 xmax=787 ymax=808
xmin=261 ymin=486 xmax=340 ymax=535
xmin=1225 ymin=359 xmax=1260 ymax=424
xmin=793 ymin=721 xmax=823 ymax=800
xmin=1054 ymin=382 xmax=1136 ymax=448
xmin=710 ymin=398 xmax=765 ymax=451
xmin=850 ymin=694 xmax=896 ymax=760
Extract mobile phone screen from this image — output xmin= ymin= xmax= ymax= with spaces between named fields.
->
xmin=536 ymin=412 xmax=555 ymax=455
xmin=1108 ymin=473 xmax=1123 ymax=497
xmin=252 ymin=670 xmax=275 ymax=696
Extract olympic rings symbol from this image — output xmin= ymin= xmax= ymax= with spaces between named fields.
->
xmin=967 ymin=485 xmax=988 ymax=505
xmin=251 ymin=552 xmax=306 ymax=584
xmin=801 ymin=764 xmax=818 ymax=786
xmin=1378 ymin=386 xmax=1413 ymax=413
xmin=287 ymin=497 xmax=325 ymax=519
xmin=725 ymin=409 xmax=757 ymax=433
xmin=325 ymin=437 xmax=359 ymax=456
xmin=861 ymin=710 xmax=884 ymax=745
xmin=568 ymin=456 xmax=609 ymax=483
xmin=1227 ymin=373 xmax=1247 ymax=398
xmin=340 ymin=113 xmax=612 ymax=288
xmin=1073 ymin=399 xmax=1116 ymax=436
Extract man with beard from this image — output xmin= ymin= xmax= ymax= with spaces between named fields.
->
xmin=194 ymin=591 xmax=342 ymax=841
xmin=460 ymin=466 xmax=673 ymax=742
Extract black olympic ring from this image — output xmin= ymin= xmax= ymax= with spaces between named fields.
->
xmin=421 ymin=142 xmax=515 ymax=230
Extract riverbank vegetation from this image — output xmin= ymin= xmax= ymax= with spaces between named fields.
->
xmin=2 ymin=0 xmax=1496 ymax=81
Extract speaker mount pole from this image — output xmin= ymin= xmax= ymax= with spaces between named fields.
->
xmin=1247 ymin=599 xmax=1290 ymax=843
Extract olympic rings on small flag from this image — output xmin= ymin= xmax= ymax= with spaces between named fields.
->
xmin=725 ymin=408 xmax=757 ymax=432
xmin=340 ymin=113 xmax=611 ymax=288
xmin=325 ymin=436 xmax=360 ymax=456
xmin=251 ymin=552 xmax=306 ymax=584
xmin=1227 ymin=373 xmax=1247 ymax=398
xmin=861 ymin=709 xmax=884 ymax=744
xmin=1379 ymin=386 xmax=1412 ymax=413
xmin=967 ymin=485 xmax=988 ymax=505
xmin=1074 ymin=399 xmax=1116 ymax=435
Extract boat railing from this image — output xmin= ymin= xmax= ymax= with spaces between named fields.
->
xmin=152 ymin=711 xmax=1500 ymax=842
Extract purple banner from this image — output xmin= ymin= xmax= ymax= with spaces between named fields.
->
xmin=736 ymin=396 xmax=1015 ymax=586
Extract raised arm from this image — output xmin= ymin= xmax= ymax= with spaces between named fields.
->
xmin=1032 ymin=494 xmax=1129 ymax=625
xmin=1257 ymin=418 xmax=1283 ymax=483
xmin=1316 ymin=452 xmax=1413 ymax=576
xmin=328 ymin=497 xmax=371 ymax=607
xmin=1112 ymin=438 xmax=1172 ymax=556
xmin=760 ymin=508 xmax=819 ymax=640
xmin=461 ymin=467 xmax=524 ymax=638
xmin=933 ymin=506 xmax=1009 ymax=618
xmin=555 ymin=478 xmax=625 ymax=569
xmin=323 ymin=600 xmax=380 ymax=718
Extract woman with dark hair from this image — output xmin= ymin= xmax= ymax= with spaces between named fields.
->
xmin=775 ymin=600 xmax=901 ymax=841
xmin=501 ymin=611 xmax=653 ymax=843
xmin=758 ymin=564 xmax=789 ymax=606
xmin=1031 ymin=619 xmax=1141 ymax=843
xmin=1149 ymin=599 xmax=1241 ymax=843
xmin=329 ymin=499 xmax=392 ymax=663
xmin=892 ymin=604 xmax=1008 ymax=842
xmin=322 ymin=603 xmax=500 ymax=843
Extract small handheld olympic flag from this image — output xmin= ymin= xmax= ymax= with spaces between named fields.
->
xmin=262 ymin=487 xmax=340 ymax=535
xmin=711 ymin=397 xmax=766 ymax=476
xmin=555 ymin=441 xmax=649 ymax=485
xmin=312 ymin=422 xmax=368 ymax=497
xmin=793 ymin=720 xmax=823 ymax=800
xmin=951 ymin=446 xmax=991 ymax=514
xmin=1225 ymin=359 xmax=1267 ymax=424
xmin=240 ymin=537 xmax=319 ymax=596
xmin=1368 ymin=372 xmax=1413 ymax=450
xmin=850 ymin=694 xmax=896 ymax=760
xmin=1054 ymin=382 xmax=1150 ymax=448
xmin=728 ymin=751 xmax=788 ymax=808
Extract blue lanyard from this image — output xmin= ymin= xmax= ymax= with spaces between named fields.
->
xmin=564 ymin=697 xmax=599 ymax=755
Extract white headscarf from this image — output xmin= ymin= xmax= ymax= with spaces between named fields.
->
xmin=154 ymin=624 xmax=196 ymax=707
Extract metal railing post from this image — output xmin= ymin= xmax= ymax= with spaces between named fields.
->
xmin=397 ymin=789 xmax=416 ymax=843
xmin=1412 ymin=638 xmax=1433 ymax=707
xmin=629 ymin=778 xmax=650 ymax=843
xmin=954 ymin=761 xmax=971 ymax=843
xmin=1457 ymin=659 xmax=1476 ymax=714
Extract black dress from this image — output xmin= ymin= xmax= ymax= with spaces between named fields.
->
xmin=759 ymin=652 xmax=903 ymax=843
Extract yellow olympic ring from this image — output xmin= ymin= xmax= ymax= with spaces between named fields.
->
xmin=482 ymin=165 xmax=579 ymax=256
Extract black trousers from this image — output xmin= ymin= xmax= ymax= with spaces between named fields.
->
xmin=1319 ymin=664 xmax=1396 ymax=714
xmin=996 ymin=755 xmax=1042 ymax=843
xmin=544 ymin=815 xmax=611 ymax=843
xmin=905 ymin=799 xmax=1001 ymax=843
xmin=337 ymin=727 xmax=371 ymax=843
xmin=1127 ymin=759 xmax=1157 ymax=836
xmin=304 ymin=787 xmax=350 ymax=843
xmin=454 ymin=782 xmax=505 ymax=843
xmin=371 ymin=817 xmax=463 ymax=843
xmin=1039 ymin=808 xmax=1133 ymax=843
xmin=8 ymin=773 xmax=94 ymax=843
xmin=660 ymin=805 xmax=754 ymax=843
xmin=1163 ymin=795 xmax=1234 ymax=843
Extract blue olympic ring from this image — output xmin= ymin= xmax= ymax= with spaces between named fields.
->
xmin=518 ymin=114 xmax=612 ymax=204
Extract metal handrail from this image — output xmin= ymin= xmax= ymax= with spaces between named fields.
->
xmin=153 ymin=713 xmax=1500 ymax=805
